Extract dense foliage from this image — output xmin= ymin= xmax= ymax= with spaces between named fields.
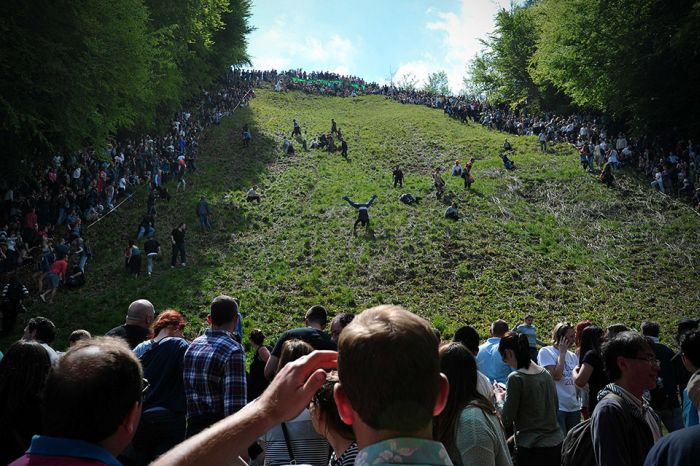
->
xmin=468 ymin=0 xmax=700 ymax=135
xmin=0 ymin=0 xmax=252 ymax=174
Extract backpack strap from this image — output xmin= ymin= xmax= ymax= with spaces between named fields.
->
xmin=281 ymin=422 xmax=296 ymax=464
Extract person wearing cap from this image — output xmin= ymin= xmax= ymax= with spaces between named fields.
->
xmin=264 ymin=304 xmax=337 ymax=380
xmin=183 ymin=295 xmax=246 ymax=438
xmin=105 ymin=299 xmax=155 ymax=349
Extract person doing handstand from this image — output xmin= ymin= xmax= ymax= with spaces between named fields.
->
xmin=342 ymin=194 xmax=377 ymax=233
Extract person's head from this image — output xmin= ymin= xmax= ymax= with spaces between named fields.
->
xmin=551 ymin=322 xmax=575 ymax=345
xmin=23 ymin=316 xmax=56 ymax=345
xmin=178 ymin=222 xmax=186 ymax=231
xmin=277 ymin=339 xmax=313 ymax=373
xmin=498 ymin=331 xmax=532 ymax=369
xmin=524 ymin=314 xmax=533 ymax=326
xmin=680 ymin=329 xmax=700 ymax=372
xmin=578 ymin=325 xmax=604 ymax=362
xmin=128 ymin=239 xmax=134 ymax=247
xmin=0 ymin=340 xmax=52 ymax=412
xmin=304 ymin=304 xmax=328 ymax=329
xmin=575 ymin=320 xmax=593 ymax=347
xmin=434 ymin=342 xmax=494 ymax=452
xmin=453 ymin=325 xmax=480 ymax=355
xmin=208 ymin=295 xmax=239 ymax=330
xmin=490 ymin=319 xmax=508 ymax=338
xmin=249 ymin=328 xmax=265 ymax=347
xmin=334 ymin=305 xmax=448 ymax=446
xmin=126 ymin=299 xmax=155 ymax=329
xmin=676 ymin=319 xmax=699 ymax=344
xmin=330 ymin=313 xmax=354 ymax=343
xmin=641 ymin=321 xmax=660 ymax=338
xmin=42 ymin=337 xmax=143 ymax=456
xmin=602 ymin=331 xmax=659 ymax=393
xmin=606 ymin=323 xmax=629 ymax=340
xmin=309 ymin=371 xmax=354 ymax=441
xmin=68 ymin=329 xmax=92 ymax=347
xmin=152 ymin=309 xmax=187 ymax=336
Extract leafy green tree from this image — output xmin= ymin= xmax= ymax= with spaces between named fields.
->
xmin=532 ymin=0 xmax=700 ymax=134
xmin=396 ymin=72 xmax=419 ymax=91
xmin=423 ymin=70 xmax=451 ymax=95
xmin=0 ymin=0 xmax=151 ymax=173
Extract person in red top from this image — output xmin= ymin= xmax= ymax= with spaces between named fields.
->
xmin=39 ymin=257 xmax=68 ymax=303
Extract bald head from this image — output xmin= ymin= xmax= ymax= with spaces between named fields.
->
xmin=126 ymin=299 xmax=155 ymax=328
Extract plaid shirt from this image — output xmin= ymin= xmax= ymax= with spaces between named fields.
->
xmin=183 ymin=329 xmax=247 ymax=419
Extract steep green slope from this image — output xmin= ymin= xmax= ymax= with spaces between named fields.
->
xmin=6 ymin=87 xmax=699 ymax=350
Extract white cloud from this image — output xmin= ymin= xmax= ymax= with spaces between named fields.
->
xmin=425 ymin=0 xmax=510 ymax=92
xmin=248 ymin=16 xmax=358 ymax=74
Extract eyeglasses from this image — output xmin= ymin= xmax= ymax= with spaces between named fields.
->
xmin=629 ymin=356 xmax=661 ymax=366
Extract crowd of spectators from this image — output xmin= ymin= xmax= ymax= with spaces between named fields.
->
xmin=0 ymin=301 xmax=698 ymax=466
xmin=382 ymin=87 xmax=700 ymax=208
xmin=0 ymin=71 xmax=255 ymax=321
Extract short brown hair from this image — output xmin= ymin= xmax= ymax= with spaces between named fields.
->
xmin=42 ymin=336 xmax=143 ymax=442
xmin=338 ymin=305 xmax=439 ymax=432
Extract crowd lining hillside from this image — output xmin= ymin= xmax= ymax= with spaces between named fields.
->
xmin=1 ymin=69 xmax=699 ymax=466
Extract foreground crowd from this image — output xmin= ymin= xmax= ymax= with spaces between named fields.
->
xmin=0 ymin=300 xmax=698 ymax=466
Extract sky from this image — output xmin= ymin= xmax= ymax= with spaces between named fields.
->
xmin=246 ymin=0 xmax=512 ymax=93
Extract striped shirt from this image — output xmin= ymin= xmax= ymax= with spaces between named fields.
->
xmin=260 ymin=409 xmax=330 ymax=466
xmin=183 ymin=329 xmax=246 ymax=419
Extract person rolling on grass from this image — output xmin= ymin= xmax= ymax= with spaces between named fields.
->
xmin=342 ymin=194 xmax=377 ymax=234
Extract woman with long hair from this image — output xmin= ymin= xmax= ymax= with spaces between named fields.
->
xmin=131 ymin=310 xmax=189 ymax=465
xmin=0 ymin=341 xmax=52 ymax=464
xmin=309 ymin=371 xmax=358 ymax=466
xmin=573 ymin=325 xmax=607 ymax=417
xmin=434 ymin=342 xmax=511 ymax=466
xmin=260 ymin=340 xmax=330 ymax=466
xmin=494 ymin=332 xmax=562 ymax=466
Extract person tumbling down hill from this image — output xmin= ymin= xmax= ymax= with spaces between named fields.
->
xmin=342 ymin=194 xmax=377 ymax=233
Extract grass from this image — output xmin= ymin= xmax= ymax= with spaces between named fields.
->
xmin=5 ymin=85 xmax=700 ymax=354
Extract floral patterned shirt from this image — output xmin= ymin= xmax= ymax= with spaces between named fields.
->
xmin=355 ymin=437 xmax=454 ymax=466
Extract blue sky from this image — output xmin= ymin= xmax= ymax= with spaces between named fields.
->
xmin=246 ymin=0 xmax=511 ymax=93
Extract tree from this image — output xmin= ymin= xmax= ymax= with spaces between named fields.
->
xmin=396 ymin=72 xmax=419 ymax=91
xmin=423 ymin=71 xmax=451 ymax=95
xmin=532 ymin=0 xmax=700 ymax=135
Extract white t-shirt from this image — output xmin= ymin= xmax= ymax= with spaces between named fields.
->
xmin=538 ymin=346 xmax=580 ymax=412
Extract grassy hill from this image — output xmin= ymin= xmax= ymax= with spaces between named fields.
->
xmin=5 ymin=86 xmax=700 ymax=351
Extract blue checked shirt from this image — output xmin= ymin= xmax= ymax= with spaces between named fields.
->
xmin=183 ymin=329 xmax=247 ymax=419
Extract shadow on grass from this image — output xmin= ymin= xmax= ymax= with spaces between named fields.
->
xmin=0 ymin=106 xmax=281 ymax=348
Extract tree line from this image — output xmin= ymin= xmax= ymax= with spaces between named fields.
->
xmin=466 ymin=0 xmax=699 ymax=137
xmin=0 ymin=0 xmax=253 ymax=175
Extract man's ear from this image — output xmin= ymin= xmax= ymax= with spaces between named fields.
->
xmin=206 ymin=314 xmax=212 ymax=326
xmin=122 ymin=401 xmax=141 ymax=435
xmin=433 ymin=373 xmax=450 ymax=417
xmin=333 ymin=383 xmax=355 ymax=426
